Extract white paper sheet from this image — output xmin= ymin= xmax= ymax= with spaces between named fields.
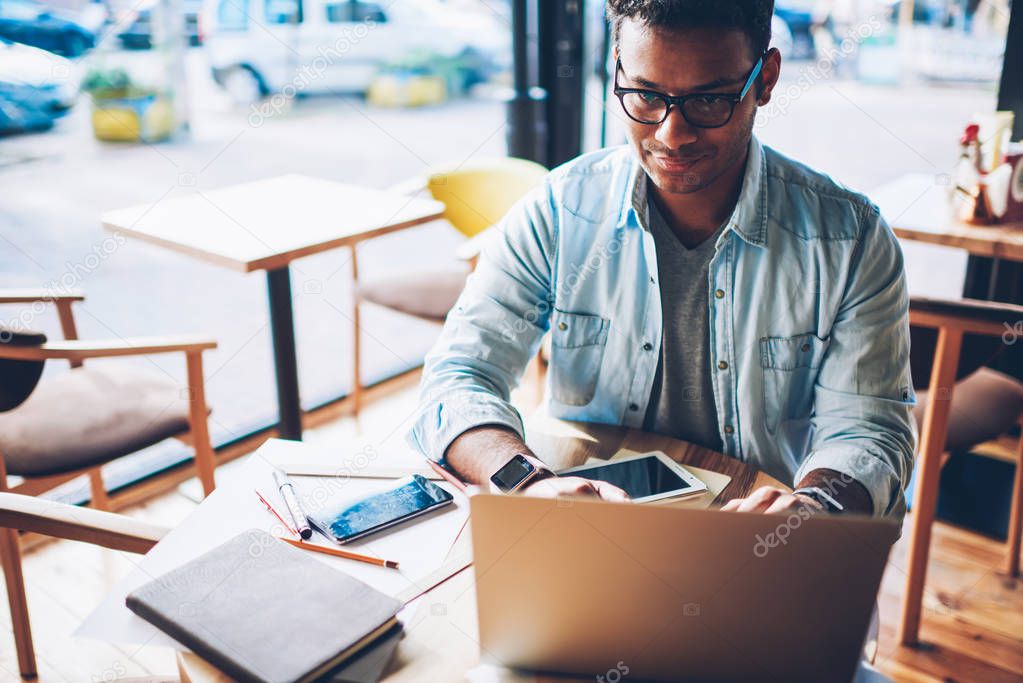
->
xmin=77 ymin=440 xmax=469 ymax=649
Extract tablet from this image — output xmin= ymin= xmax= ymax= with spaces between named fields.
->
xmin=556 ymin=452 xmax=707 ymax=503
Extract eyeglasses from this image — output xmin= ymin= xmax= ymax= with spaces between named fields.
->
xmin=613 ymin=53 xmax=766 ymax=128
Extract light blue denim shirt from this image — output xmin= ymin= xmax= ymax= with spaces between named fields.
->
xmin=409 ymin=136 xmax=917 ymax=518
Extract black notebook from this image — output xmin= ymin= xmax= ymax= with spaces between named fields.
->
xmin=126 ymin=529 xmax=402 ymax=683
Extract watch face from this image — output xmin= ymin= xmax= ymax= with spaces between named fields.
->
xmin=491 ymin=454 xmax=535 ymax=491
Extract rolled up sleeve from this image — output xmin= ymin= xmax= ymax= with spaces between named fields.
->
xmin=802 ymin=204 xmax=917 ymax=518
xmin=408 ymin=182 xmax=557 ymax=462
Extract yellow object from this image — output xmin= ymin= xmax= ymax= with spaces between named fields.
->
xmin=91 ymin=95 xmax=174 ymax=143
xmin=367 ymin=75 xmax=446 ymax=108
xmin=427 ymin=158 xmax=549 ymax=237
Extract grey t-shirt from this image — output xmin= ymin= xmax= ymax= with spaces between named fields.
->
xmin=642 ymin=195 xmax=724 ymax=453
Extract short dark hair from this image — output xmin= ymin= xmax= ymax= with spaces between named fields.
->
xmin=606 ymin=0 xmax=775 ymax=57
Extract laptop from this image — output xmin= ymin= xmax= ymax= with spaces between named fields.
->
xmin=470 ymin=494 xmax=899 ymax=683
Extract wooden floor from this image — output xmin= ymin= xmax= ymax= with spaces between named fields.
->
xmin=1 ymin=374 xmax=1021 ymax=682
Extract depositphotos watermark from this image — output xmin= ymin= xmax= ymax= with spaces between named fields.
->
xmin=1002 ymin=321 xmax=1023 ymax=345
xmin=248 ymin=19 xmax=376 ymax=126
xmin=753 ymin=504 xmax=817 ymax=558
xmin=752 ymin=461 xmax=870 ymax=559
xmin=0 ymin=232 xmax=126 ymax=342
xmin=500 ymin=229 xmax=634 ymax=344
xmin=595 ymin=660 xmax=630 ymax=683
xmin=758 ymin=15 xmax=883 ymax=124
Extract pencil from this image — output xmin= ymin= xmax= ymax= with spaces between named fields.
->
xmin=255 ymin=488 xmax=298 ymax=537
xmin=427 ymin=459 xmax=469 ymax=493
xmin=275 ymin=536 xmax=400 ymax=570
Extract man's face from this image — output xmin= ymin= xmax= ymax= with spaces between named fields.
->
xmin=615 ymin=19 xmax=778 ymax=196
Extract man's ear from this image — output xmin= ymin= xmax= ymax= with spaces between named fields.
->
xmin=757 ymin=47 xmax=782 ymax=106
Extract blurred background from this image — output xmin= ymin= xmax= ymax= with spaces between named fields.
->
xmin=0 ymin=0 xmax=1014 ymax=496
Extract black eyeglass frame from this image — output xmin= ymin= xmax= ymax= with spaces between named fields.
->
xmin=612 ymin=51 xmax=768 ymax=128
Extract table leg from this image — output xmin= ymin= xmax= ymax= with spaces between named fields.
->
xmin=266 ymin=267 xmax=303 ymax=441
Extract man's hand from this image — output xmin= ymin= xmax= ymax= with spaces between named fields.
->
xmin=445 ymin=425 xmax=630 ymax=503
xmin=720 ymin=486 xmax=823 ymax=515
xmin=721 ymin=469 xmax=873 ymax=515
xmin=519 ymin=475 xmax=630 ymax=502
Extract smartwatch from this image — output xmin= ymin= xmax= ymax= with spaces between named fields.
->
xmin=792 ymin=486 xmax=845 ymax=514
xmin=490 ymin=454 xmax=553 ymax=493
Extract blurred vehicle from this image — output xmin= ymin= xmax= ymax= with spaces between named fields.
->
xmin=0 ymin=0 xmax=97 ymax=57
xmin=201 ymin=0 xmax=510 ymax=103
xmin=118 ymin=0 xmax=204 ymax=49
xmin=774 ymin=1 xmax=816 ymax=60
xmin=0 ymin=37 xmax=78 ymax=135
xmin=770 ymin=14 xmax=794 ymax=59
xmin=886 ymin=0 xmax=947 ymax=24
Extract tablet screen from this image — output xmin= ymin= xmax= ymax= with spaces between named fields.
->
xmin=565 ymin=456 xmax=696 ymax=499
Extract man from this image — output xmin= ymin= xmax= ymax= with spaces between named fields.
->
xmin=408 ymin=0 xmax=916 ymax=518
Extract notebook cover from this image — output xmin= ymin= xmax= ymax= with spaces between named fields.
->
xmin=126 ymin=529 xmax=401 ymax=683
xmin=323 ymin=623 xmax=402 ymax=683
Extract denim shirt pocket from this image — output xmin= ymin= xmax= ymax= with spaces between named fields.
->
xmin=549 ymin=309 xmax=610 ymax=406
xmin=760 ymin=332 xmax=831 ymax=434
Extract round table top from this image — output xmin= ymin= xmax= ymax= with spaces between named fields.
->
xmin=177 ymin=419 xmax=787 ymax=683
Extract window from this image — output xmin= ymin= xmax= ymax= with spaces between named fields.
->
xmin=264 ymin=0 xmax=302 ymax=24
xmin=325 ymin=0 xmax=386 ymax=24
xmin=0 ymin=0 xmax=41 ymax=21
xmin=216 ymin=0 xmax=249 ymax=31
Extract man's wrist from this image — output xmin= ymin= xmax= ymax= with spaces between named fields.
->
xmin=445 ymin=424 xmax=535 ymax=487
xmin=792 ymin=487 xmax=842 ymax=514
xmin=795 ymin=469 xmax=872 ymax=515
xmin=489 ymin=453 xmax=555 ymax=493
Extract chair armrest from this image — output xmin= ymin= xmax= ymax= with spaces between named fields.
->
xmin=910 ymin=296 xmax=1023 ymax=338
xmin=0 ymin=289 xmax=85 ymax=305
xmin=0 ymin=492 xmax=168 ymax=554
xmin=0 ymin=336 xmax=217 ymax=362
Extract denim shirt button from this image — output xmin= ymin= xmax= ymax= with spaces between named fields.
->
xmin=723 ymin=424 xmax=734 ymax=434
xmin=642 ymin=342 xmax=653 ymax=351
xmin=714 ymin=289 xmax=725 ymax=299
xmin=629 ymin=403 xmax=639 ymax=411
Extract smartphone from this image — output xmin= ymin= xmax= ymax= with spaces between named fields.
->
xmin=307 ymin=474 xmax=454 ymax=545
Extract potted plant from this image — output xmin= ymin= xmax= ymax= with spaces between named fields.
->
xmin=81 ymin=67 xmax=174 ymax=142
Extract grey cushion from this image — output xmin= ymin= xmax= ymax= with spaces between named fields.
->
xmin=0 ymin=325 xmax=47 ymax=412
xmin=0 ymin=364 xmax=193 ymax=477
xmin=357 ymin=267 xmax=468 ymax=322
xmin=913 ymin=367 xmax=1023 ymax=452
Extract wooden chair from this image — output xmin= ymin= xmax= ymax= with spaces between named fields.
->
xmin=351 ymin=158 xmax=549 ymax=410
xmin=0 ymin=289 xmax=218 ymax=677
xmin=0 ymin=490 xmax=169 ymax=678
xmin=899 ymin=296 xmax=1023 ymax=646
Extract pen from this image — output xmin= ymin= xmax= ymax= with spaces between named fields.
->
xmin=275 ymin=536 xmax=400 ymax=570
xmin=272 ymin=468 xmax=313 ymax=540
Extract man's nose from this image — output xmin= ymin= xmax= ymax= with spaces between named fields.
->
xmin=654 ymin=106 xmax=699 ymax=149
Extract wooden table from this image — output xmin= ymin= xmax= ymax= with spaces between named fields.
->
xmin=103 ymin=175 xmax=444 ymax=440
xmin=176 ymin=418 xmax=785 ymax=682
xmin=871 ymin=173 xmax=1023 ymax=299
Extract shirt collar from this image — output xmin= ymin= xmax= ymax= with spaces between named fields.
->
xmin=618 ymin=135 xmax=768 ymax=248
